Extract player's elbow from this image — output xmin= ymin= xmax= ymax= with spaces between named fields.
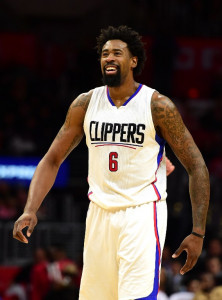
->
xmin=187 ymin=161 xmax=209 ymax=178
xmin=43 ymin=151 xmax=62 ymax=171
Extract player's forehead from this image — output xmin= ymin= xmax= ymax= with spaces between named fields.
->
xmin=102 ymin=40 xmax=128 ymax=52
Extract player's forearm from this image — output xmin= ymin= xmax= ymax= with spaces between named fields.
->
xmin=24 ymin=155 xmax=60 ymax=214
xmin=189 ymin=164 xmax=210 ymax=234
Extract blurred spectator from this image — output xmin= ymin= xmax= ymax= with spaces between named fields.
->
xmin=205 ymin=256 xmax=222 ymax=285
xmin=169 ymin=278 xmax=201 ymax=300
xmin=193 ymin=272 xmax=216 ymax=299
xmin=193 ymin=293 xmax=208 ymax=300
xmin=209 ymin=286 xmax=222 ymax=300
xmin=30 ymin=247 xmax=53 ymax=300
xmin=31 ymin=244 xmax=80 ymax=300
xmin=187 ymin=278 xmax=201 ymax=293
xmin=169 ymin=260 xmax=184 ymax=293
xmin=207 ymin=238 xmax=222 ymax=258
xmin=3 ymin=247 xmax=48 ymax=300
xmin=47 ymin=244 xmax=80 ymax=284
xmin=3 ymin=283 xmax=27 ymax=300
xmin=44 ymin=262 xmax=79 ymax=300
xmin=158 ymin=290 xmax=169 ymax=300
xmin=199 ymin=272 xmax=215 ymax=293
xmin=169 ymin=291 xmax=193 ymax=300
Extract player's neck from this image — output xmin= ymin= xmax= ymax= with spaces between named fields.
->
xmin=108 ymin=79 xmax=139 ymax=107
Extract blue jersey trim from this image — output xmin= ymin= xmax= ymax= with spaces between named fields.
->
xmin=152 ymin=133 xmax=165 ymax=200
xmin=123 ymin=83 xmax=143 ymax=106
xmin=106 ymin=84 xmax=143 ymax=107
xmin=135 ymin=245 xmax=159 ymax=300
xmin=155 ymin=133 xmax=165 ymax=167
xmin=135 ymin=203 xmax=161 ymax=300
xmin=106 ymin=86 xmax=115 ymax=106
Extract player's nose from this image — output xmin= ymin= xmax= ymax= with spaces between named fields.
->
xmin=105 ymin=53 xmax=115 ymax=62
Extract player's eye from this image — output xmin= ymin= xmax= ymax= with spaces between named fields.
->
xmin=102 ymin=52 xmax=108 ymax=57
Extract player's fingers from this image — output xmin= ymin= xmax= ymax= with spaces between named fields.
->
xmin=172 ymin=244 xmax=184 ymax=258
xmin=180 ymin=257 xmax=196 ymax=275
xmin=13 ymin=220 xmax=29 ymax=243
xmin=13 ymin=227 xmax=28 ymax=244
xmin=180 ymin=254 xmax=192 ymax=275
xmin=180 ymin=249 xmax=199 ymax=275
xmin=19 ymin=232 xmax=28 ymax=243
xmin=27 ymin=219 xmax=37 ymax=237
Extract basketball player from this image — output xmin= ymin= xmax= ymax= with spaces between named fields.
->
xmin=13 ymin=26 xmax=210 ymax=300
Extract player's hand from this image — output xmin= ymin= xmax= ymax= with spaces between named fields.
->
xmin=172 ymin=234 xmax=203 ymax=275
xmin=166 ymin=157 xmax=175 ymax=176
xmin=13 ymin=212 xmax=38 ymax=243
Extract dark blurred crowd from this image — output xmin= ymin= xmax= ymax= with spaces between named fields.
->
xmin=128 ymin=0 xmax=222 ymax=37
xmin=0 ymin=65 xmax=72 ymax=157
xmin=1 ymin=0 xmax=222 ymax=38
xmin=1 ymin=244 xmax=81 ymax=300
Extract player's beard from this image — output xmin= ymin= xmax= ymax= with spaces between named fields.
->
xmin=102 ymin=68 xmax=121 ymax=87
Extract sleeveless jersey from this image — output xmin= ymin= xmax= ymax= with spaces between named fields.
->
xmin=83 ymin=84 xmax=167 ymax=209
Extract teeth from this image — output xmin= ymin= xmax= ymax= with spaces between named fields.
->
xmin=106 ymin=67 xmax=116 ymax=71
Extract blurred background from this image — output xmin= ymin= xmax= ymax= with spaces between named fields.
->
xmin=0 ymin=1 xmax=222 ymax=299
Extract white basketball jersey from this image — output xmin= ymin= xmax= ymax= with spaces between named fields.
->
xmin=83 ymin=84 xmax=167 ymax=209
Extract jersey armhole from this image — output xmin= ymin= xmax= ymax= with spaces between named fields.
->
xmin=147 ymin=88 xmax=158 ymax=140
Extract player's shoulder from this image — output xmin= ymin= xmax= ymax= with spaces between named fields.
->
xmin=151 ymin=91 xmax=176 ymax=113
xmin=71 ymin=89 xmax=94 ymax=112
xmin=71 ymin=86 xmax=106 ymax=112
xmin=78 ymin=88 xmax=94 ymax=102
xmin=151 ymin=91 xmax=182 ymax=130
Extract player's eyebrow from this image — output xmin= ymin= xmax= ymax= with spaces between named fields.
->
xmin=102 ymin=48 xmax=124 ymax=53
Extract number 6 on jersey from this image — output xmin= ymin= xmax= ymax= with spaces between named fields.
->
xmin=109 ymin=152 xmax=118 ymax=172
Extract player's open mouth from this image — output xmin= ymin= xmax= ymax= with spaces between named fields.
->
xmin=105 ymin=65 xmax=118 ymax=75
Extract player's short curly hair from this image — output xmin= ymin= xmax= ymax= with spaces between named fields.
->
xmin=96 ymin=25 xmax=146 ymax=76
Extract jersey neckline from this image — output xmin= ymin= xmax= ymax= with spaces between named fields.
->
xmin=106 ymin=83 xmax=143 ymax=107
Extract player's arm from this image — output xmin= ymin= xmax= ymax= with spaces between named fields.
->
xmin=13 ymin=90 xmax=93 ymax=243
xmin=151 ymin=91 xmax=210 ymax=274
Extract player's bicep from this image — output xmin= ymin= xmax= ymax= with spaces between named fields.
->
xmin=44 ymin=94 xmax=90 ymax=166
xmin=152 ymin=94 xmax=204 ymax=173
xmin=164 ymin=124 xmax=203 ymax=174
xmin=48 ymin=120 xmax=84 ymax=164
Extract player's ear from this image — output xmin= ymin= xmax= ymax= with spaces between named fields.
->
xmin=131 ymin=56 xmax=138 ymax=69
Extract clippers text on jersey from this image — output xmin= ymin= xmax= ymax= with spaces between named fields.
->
xmin=89 ymin=121 xmax=146 ymax=144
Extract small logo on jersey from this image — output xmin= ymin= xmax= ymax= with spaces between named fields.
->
xmin=89 ymin=121 xmax=146 ymax=146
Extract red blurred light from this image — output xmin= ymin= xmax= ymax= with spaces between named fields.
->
xmin=188 ymin=88 xmax=200 ymax=99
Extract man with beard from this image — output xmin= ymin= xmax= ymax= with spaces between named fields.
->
xmin=13 ymin=26 xmax=209 ymax=300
